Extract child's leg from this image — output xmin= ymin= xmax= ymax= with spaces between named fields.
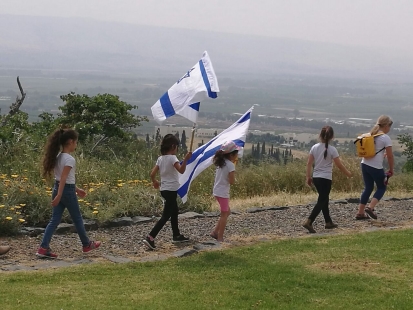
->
xmin=308 ymin=178 xmax=331 ymax=223
xmin=64 ymin=187 xmax=90 ymax=247
xmin=40 ymin=191 xmax=65 ymax=249
xmin=358 ymin=164 xmax=375 ymax=214
xmin=166 ymin=191 xmax=181 ymax=237
xmin=216 ymin=210 xmax=231 ymax=241
xmin=149 ymin=191 xmax=174 ymax=239
xmin=318 ymin=179 xmax=332 ymax=223
xmin=212 ymin=197 xmax=230 ymax=241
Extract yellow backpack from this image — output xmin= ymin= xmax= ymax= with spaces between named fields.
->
xmin=354 ymin=132 xmax=385 ymax=158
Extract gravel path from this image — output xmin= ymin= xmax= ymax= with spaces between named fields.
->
xmin=1 ymin=198 xmax=413 ymax=272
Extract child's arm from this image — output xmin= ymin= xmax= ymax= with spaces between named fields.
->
xmin=51 ymin=166 xmax=72 ymax=207
xmin=228 ymin=171 xmax=236 ymax=185
xmin=333 ymin=157 xmax=352 ymax=177
xmin=306 ymin=154 xmax=314 ymax=186
xmin=174 ymin=152 xmax=192 ymax=174
xmin=385 ymin=146 xmax=394 ymax=176
xmin=150 ymin=165 xmax=160 ymax=189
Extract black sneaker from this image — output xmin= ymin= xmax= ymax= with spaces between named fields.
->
xmin=172 ymin=235 xmax=190 ymax=243
xmin=143 ymin=236 xmax=156 ymax=250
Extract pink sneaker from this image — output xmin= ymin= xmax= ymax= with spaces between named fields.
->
xmin=36 ymin=247 xmax=58 ymax=259
xmin=83 ymin=241 xmax=101 ymax=253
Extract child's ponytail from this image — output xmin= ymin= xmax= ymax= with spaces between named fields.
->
xmin=370 ymin=115 xmax=393 ymax=135
xmin=319 ymin=126 xmax=334 ymax=159
xmin=213 ymin=150 xmax=226 ymax=168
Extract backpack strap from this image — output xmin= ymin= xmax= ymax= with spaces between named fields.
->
xmin=373 ymin=132 xmax=385 ymax=155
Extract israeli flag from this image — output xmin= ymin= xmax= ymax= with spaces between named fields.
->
xmin=151 ymin=51 xmax=219 ymax=124
xmin=178 ymin=106 xmax=254 ymax=203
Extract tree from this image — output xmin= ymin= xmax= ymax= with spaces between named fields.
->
xmin=58 ymin=93 xmax=148 ymax=150
xmin=398 ymin=133 xmax=413 ymax=172
xmin=181 ymin=130 xmax=187 ymax=151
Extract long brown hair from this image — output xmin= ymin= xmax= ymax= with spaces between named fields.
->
xmin=319 ymin=126 xmax=334 ymax=159
xmin=370 ymin=115 xmax=393 ymax=135
xmin=42 ymin=128 xmax=78 ymax=178
xmin=213 ymin=150 xmax=238 ymax=168
xmin=160 ymin=134 xmax=179 ymax=155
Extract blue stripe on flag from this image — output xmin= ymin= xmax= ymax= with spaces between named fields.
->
xmin=177 ymin=138 xmax=245 ymax=199
xmin=199 ymin=60 xmax=218 ymax=99
xmin=159 ymin=92 xmax=175 ymax=118
xmin=189 ymin=102 xmax=200 ymax=111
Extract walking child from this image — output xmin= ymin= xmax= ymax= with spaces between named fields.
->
xmin=303 ymin=126 xmax=352 ymax=233
xmin=210 ymin=141 xmax=240 ymax=242
xmin=36 ymin=129 xmax=101 ymax=258
xmin=143 ymin=134 xmax=192 ymax=250
xmin=355 ymin=115 xmax=394 ymax=220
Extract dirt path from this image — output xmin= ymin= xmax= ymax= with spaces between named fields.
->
xmin=1 ymin=198 xmax=412 ymax=272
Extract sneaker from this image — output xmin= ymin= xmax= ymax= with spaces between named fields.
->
xmin=172 ymin=234 xmax=190 ymax=243
xmin=143 ymin=236 xmax=156 ymax=250
xmin=325 ymin=222 xmax=338 ymax=229
xmin=36 ymin=247 xmax=58 ymax=259
xmin=82 ymin=241 xmax=101 ymax=253
xmin=365 ymin=207 xmax=377 ymax=220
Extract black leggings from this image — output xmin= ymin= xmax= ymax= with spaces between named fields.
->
xmin=309 ymin=178 xmax=332 ymax=223
xmin=149 ymin=190 xmax=180 ymax=238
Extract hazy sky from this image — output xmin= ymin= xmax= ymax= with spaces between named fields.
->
xmin=2 ymin=0 xmax=412 ymax=51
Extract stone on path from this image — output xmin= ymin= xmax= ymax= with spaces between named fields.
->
xmin=132 ymin=216 xmax=153 ymax=224
xmin=140 ymin=254 xmax=169 ymax=262
xmin=103 ymin=255 xmax=133 ymax=264
xmin=173 ymin=249 xmax=198 ymax=258
xmin=106 ymin=217 xmax=134 ymax=227
xmin=179 ymin=212 xmax=204 ymax=219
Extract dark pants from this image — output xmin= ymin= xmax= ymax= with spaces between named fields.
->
xmin=149 ymin=190 xmax=180 ymax=238
xmin=309 ymin=178 xmax=332 ymax=223
xmin=360 ymin=163 xmax=386 ymax=205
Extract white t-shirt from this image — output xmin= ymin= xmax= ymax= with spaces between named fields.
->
xmin=361 ymin=132 xmax=392 ymax=169
xmin=309 ymin=143 xmax=339 ymax=180
xmin=156 ymin=155 xmax=180 ymax=191
xmin=213 ymin=159 xmax=236 ymax=198
xmin=54 ymin=153 xmax=76 ymax=184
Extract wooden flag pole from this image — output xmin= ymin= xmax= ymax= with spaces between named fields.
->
xmin=189 ymin=123 xmax=196 ymax=152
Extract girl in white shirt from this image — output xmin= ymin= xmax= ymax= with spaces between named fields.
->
xmin=37 ymin=129 xmax=101 ymax=258
xmin=143 ymin=134 xmax=192 ymax=250
xmin=210 ymin=141 xmax=240 ymax=242
xmin=356 ymin=115 xmax=394 ymax=220
xmin=303 ymin=126 xmax=352 ymax=233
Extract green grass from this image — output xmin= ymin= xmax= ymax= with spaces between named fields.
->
xmin=2 ymin=229 xmax=413 ymax=309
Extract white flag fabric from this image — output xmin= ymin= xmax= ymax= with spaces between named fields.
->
xmin=151 ymin=51 xmax=219 ymax=124
xmin=178 ymin=107 xmax=254 ymax=203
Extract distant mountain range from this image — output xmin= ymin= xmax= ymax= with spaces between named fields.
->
xmin=1 ymin=14 xmax=412 ymax=80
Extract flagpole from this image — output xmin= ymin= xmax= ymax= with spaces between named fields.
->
xmin=189 ymin=123 xmax=196 ymax=152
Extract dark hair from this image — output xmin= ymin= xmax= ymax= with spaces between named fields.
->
xmin=160 ymin=134 xmax=179 ymax=155
xmin=213 ymin=150 xmax=238 ymax=168
xmin=319 ymin=126 xmax=334 ymax=159
xmin=42 ymin=128 xmax=78 ymax=178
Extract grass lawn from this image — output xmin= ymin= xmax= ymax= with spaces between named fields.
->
xmin=1 ymin=229 xmax=413 ymax=309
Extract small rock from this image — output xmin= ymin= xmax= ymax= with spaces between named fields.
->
xmin=132 ymin=216 xmax=153 ymax=224
xmin=173 ymin=249 xmax=197 ymax=257
xmin=55 ymin=223 xmax=76 ymax=234
xmin=103 ymin=255 xmax=133 ymax=264
xmin=178 ymin=212 xmax=204 ymax=219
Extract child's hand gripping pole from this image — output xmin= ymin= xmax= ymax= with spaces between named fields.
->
xmin=189 ymin=124 xmax=196 ymax=152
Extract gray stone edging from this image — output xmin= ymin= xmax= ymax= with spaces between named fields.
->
xmin=18 ymin=196 xmax=413 ymax=237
